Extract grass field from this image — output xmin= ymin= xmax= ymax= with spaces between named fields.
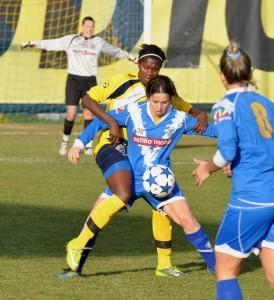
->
xmin=0 ymin=123 xmax=272 ymax=300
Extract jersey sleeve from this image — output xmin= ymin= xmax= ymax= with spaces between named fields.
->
xmin=184 ymin=115 xmax=217 ymax=137
xmin=100 ymin=38 xmax=129 ymax=59
xmin=77 ymin=118 xmax=109 ymax=146
xmin=212 ymin=100 xmax=238 ymax=163
xmin=36 ymin=35 xmax=73 ymax=51
xmin=171 ymin=95 xmax=192 ymax=113
xmin=77 ymin=107 xmax=129 ymax=146
xmin=87 ymin=73 xmax=128 ymax=103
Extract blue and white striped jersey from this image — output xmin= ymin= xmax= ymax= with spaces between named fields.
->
xmin=212 ymin=87 xmax=274 ymax=206
xmin=77 ymin=101 xmax=216 ymax=180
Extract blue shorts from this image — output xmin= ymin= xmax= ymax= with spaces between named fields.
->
xmin=95 ymin=144 xmax=131 ymax=180
xmin=100 ymin=179 xmax=185 ymax=213
xmin=215 ymin=204 xmax=274 ymax=258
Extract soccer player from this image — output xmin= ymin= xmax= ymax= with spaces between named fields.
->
xmin=63 ymin=44 xmax=209 ymax=278
xmin=192 ymin=43 xmax=274 ymax=300
xmin=65 ymin=75 xmax=216 ymax=278
xmin=21 ymin=16 xmax=135 ymax=155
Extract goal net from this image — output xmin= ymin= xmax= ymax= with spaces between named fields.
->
xmin=0 ymin=0 xmax=143 ymax=114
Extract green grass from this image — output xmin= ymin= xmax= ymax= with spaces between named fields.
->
xmin=0 ymin=123 xmax=272 ymax=299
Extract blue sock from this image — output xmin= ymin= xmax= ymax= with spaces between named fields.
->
xmin=216 ymin=279 xmax=243 ymax=300
xmin=186 ymin=227 xmax=215 ymax=270
xmin=77 ymin=235 xmax=97 ymax=273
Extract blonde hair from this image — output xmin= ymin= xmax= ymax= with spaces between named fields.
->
xmin=220 ymin=42 xmax=256 ymax=88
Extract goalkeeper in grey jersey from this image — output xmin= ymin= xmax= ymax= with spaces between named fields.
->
xmin=22 ymin=16 xmax=136 ymax=155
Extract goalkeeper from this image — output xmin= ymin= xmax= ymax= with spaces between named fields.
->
xmin=61 ymin=44 xmax=210 ymax=278
xmin=21 ymin=16 xmax=136 ymax=155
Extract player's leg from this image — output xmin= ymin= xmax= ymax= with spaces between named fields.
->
xmin=59 ymin=105 xmax=78 ymax=155
xmin=82 ymin=109 xmax=94 ymax=155
xmin=59 ymin=75 xmax=81 ymax=155
xmin=260 ymin=222 xmax=274 ymax=289
xmin=163 ymin=198 xmax=215 ymax=273
xmin=81 ymin=76 xmax=97 ymax=155
xmin=66 ymin=149 xmax=132 ymax=272
xmin=66 ymin=192 xmax=127 ymax=272
xmin=214 ymin=205 xmax=274 ymax=299
xmin=260 ymin=247 xmax=274 ymax=289
xmin=152 ymin=210 xmax=184 ymax=277
xmin=152 ymin=210 xmax=172 ymax=270
xmin=214 ymin=252 xmax=243 ymax=300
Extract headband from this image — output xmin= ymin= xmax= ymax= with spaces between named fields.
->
xmin=227 ymin=49 xmax=241 ymax=60
xmin=138 ymin=53 xmax=164 ymax=62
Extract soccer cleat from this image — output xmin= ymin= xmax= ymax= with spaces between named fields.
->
xmin=84 ymin=147 xmax=93 ymax=156
xmin=66 ymin=239 xmax=85 ymax=272
xmin=57 ymin=270 xmax=81 ymax=280
xmin=155 ymin=266 xmax=187 ymax=278
xmin=84 ymin=141 xmax=93 ymax=155
xmin=59 ymin=141 xmax=69 ymax=155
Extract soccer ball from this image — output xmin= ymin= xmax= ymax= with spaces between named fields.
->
xmin=143 ymin=164 xmax=175 ymax=198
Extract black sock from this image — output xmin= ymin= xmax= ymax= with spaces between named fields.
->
xmin=63 ymin=119 xmax=74 ymax=135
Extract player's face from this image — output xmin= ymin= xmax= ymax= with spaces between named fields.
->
xmin=138 ymin=57 xmax=162 ymax=86
xmin=82 ymin=20 xmax=95 ymax=38
xmin=149 ymin=93 xmax=171 ymax=117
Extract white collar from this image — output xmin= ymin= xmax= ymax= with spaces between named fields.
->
xmin=225 ymin=86 xmax=253 ymax=95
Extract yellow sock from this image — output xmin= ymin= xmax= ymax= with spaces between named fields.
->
xmin=92 ymin=194 xmax=125 ymax=228
xmin=152 ymin=210 xmax=172 ymax=269
xmin=157 ymin=248 xmax=172 ymax=270
xmin=76 ymin=194 xmax=125 ymax=248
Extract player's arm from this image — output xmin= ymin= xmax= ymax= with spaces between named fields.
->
xmin=20 ymin=35 xmax=72 ymax=51
xmin=188 ymin=107 xmax=208 ymax=133
xmin=184 ymin=115 xmax=217 ymax=138
xmin=69 ymin=108 xmax=128 ymax=164
xmin=192 ymin=103 xmax=237 ymax=186
xmin=82 ymin=74 xmax=129 ymax=144
xmin=82 ymin=94 xmax=120 ymax=144
xmin=172 ymin=95 xmax=208 ymax=133
xmin=100 ymin=37 xmax=130 ymax=60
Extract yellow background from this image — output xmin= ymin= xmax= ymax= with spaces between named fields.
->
xmin=1 ymin=0 xmax=274 ymax=104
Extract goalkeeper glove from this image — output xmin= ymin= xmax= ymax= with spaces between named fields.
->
xmin=20 ymin=41 xmax=36 ymax=49
xmin=128 ymin=54 xmax=138 ymax=64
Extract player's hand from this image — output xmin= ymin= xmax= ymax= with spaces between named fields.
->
xmin=20 ymin=41 xmax=36 ymax=49
xmin=192 ymin=158 xmax=210 ymax=187
xmin=223 ymin=164 xmax=232 ymax=177
xmin=128 ymin=54 xmax=138 ymax=64
xmin=193 ymin=111 xmax=208 ymax=133
xmin=68 ymin=147 xmax=82 ymax=165
xmin=108 ymin=121 xmax=120 ymax=145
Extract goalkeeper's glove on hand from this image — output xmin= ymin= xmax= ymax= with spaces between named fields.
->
xmin=20 ymin=41 xmax=36 ymax=49
xmin=128 ymin=54 xmax=138 ymax=64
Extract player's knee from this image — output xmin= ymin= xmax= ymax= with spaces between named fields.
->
xmin=178 ymin=214 xmax=198 ymax=231
xmin=115 ymin=189 xmax=131 ymax=203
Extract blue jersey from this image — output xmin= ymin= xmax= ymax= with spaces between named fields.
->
xmin=212 ymin=87 xmax=274 ymax=206
xmin=78 ymin=102 xmax=216 ymax=181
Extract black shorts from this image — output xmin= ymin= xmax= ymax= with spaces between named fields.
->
xmin=65 ymin=74 xmax=97 ymax=106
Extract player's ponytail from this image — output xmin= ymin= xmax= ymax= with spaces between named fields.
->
xmin=220 ymin=42 xmax=256 ymax=88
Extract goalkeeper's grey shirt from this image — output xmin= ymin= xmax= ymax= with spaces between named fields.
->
xmin=35 ymin=34 xmax=129 ymax=77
